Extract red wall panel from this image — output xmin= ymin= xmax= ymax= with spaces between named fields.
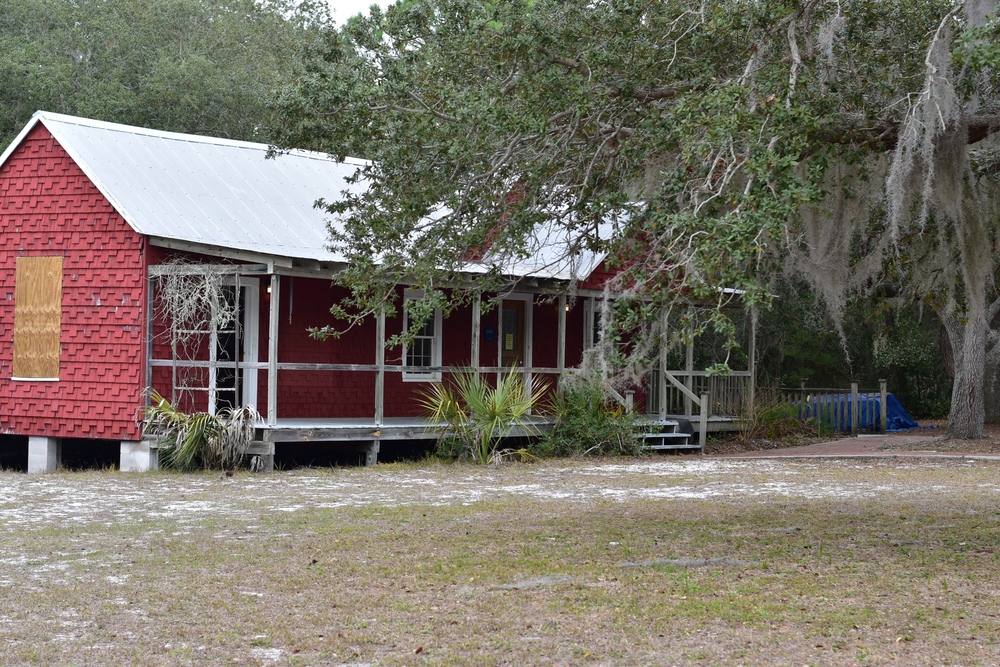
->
xmin=0 ymin=125 xmax=146 ymax=440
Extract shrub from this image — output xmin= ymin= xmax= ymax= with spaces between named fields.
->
xmin=737 ymin=389 xmax=818 ymax=444
xmin=539 ymin=379 xmax=643 ymax=457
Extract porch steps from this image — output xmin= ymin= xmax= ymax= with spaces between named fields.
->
xmin=639 ymin=419 xmax=698 ymax=453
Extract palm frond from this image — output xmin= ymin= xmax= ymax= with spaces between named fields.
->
xmin=142 ymin=389 xmax=259 ymax=471
xmin=421 ymin=371 xmax=548 ymax=464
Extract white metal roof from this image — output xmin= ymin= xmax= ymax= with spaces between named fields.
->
xmin=482 ymin=216 xmax=613 ymax=282
xmin=1 ymin=111 xmax=365 ymax=265
xmin=0 ymin=111 xmax=608 ymax=280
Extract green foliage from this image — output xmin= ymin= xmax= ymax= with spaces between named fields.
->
xmin=143 ymin=390 xmax=260 ymax=471
xmin=753 ymin=277 xmax=951 ymax=419
xmin=419 ymin=371 xmax=547 ymax=464
xmin=866 ymin=309 xmax=952 ymax=419
xmin=0 ymin=0 xmax=329 ymax=150
xmin=754 ymin=277 xmax=846 ymax=388
xmin=271 ymin=0 xmax=996 ymax=434
xmin=538 ymin=378 xmax=643 ymax=457
xmin=271 ymin=0 xmax=835 ymax=341
xmin=270 ymin=0 xmax=978 ymax=360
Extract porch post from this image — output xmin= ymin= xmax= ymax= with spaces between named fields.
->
xmin=234 ymin=270 xmax=241 ymax=406
xmin=850 ymin=381 xmax=859 ymax=435
xmin=659 ymin=307 xmax=667 ymax=421
xmin=557 ymin=294 xmax=566 ymax=372
xmin=879 ymin=378 xmax=888 ymax=433
xmin=684 ymin=317 xmax=694 ymax=419
xmin=748 ymin=305 xmax=757 ymax=408
xmin=698 ymin=392 xmax=709 ymax=453
xmin=145 ymin=274 xmax=154 ymax=401
xmin=267 ymin=273 xmax=280 ymax=426
xmin=375 ymin=309 xmax=385 ymax=426
xmin=472 ymin=292 xmax=481 ymax=375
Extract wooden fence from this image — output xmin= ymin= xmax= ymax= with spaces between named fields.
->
xmin=779 ymin=380 xmax=889 ymax=434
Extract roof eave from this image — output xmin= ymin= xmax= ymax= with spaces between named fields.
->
xmin=148 ymin=236 xmax=350 ymax=277
xmin=0 ymin=112 xmax=45 ymax=172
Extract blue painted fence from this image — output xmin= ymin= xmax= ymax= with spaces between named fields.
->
xmin=791 ymin=391 xmax=920 ymax=433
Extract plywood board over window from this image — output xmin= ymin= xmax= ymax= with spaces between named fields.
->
xmin=13 ymin=256 xmax=63 ymax=380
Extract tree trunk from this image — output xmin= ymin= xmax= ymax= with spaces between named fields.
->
xmin=945 ymin=305 xmax=987 ymax=439
xmin=941 ymin=313 xmax=1000 ymax=424
xmin=946 ymin=154 xmax=992 ymax=439
xmin=984 ymin=351 xmax=1000 ymax=423
xmin=984 ymin=296 xmax=1000 ymax=423
xmin=939 ymin=322 xmax=954 ymax=381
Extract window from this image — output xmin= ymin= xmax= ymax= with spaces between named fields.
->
xmin=12 ymin=256 xmax=63 ymax=380
xmin=402 ymin=290 xmax=442 ymax=381
xmin=585 ymin=297 xmax=605 ymax=349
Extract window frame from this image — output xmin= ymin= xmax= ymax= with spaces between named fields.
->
xmin=584 ymin=297 xmax=605 ymax=350
xmin=402 ymin=289 xmax=443 ymax=382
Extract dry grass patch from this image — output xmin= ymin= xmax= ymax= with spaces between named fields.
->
xmin=0 ymin=459 xmax=997 ymax=665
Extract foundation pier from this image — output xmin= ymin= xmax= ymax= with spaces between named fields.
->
xmin=248 ymin=441 xmax=275 ymax=473
xmin=28 ymin=436 xmax=61 ymax=474
xmin=362 ymin=441 xmax=380 ymax=467
xmin=120 ymin=439 xmax=159 ymax=472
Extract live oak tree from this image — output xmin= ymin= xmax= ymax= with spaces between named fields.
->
xmin=272 ymin=0 xmax=1000 ymax=438
xmin=0 ymin=0 xmax=330 ymax=150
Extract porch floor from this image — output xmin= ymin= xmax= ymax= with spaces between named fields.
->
xmin=254 ymin=416 xmax=557 ymax=443
xmin=251 ymin=415 xmax=739 ymax=444
xmin=660 ymin=415 xmax=743 ymax=433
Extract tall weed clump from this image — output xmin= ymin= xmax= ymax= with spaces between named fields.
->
xmin=539 ymin=378 xmax=643 ymax=457
xmin=143 ymin=390 xmax=259 ymax=471
xmin=737 ymin=389 xmax=818 ymax=444
xmin=419 ymin=371 xmax=547 ymax=464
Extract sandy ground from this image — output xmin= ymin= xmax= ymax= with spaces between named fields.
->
xmin=0 ymin=456 xmax=995 ymax=528
xmin=1 ymin=459 xmax=999 ymax=666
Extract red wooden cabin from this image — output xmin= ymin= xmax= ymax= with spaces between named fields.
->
xmin=0 ymin=112 xmax=753 ymax=472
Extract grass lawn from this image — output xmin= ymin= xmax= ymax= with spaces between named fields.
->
xmin=0 ymin=457 xmax=998 ymax=665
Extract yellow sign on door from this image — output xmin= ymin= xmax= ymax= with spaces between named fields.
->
xmin=505 ymin=333 xmax=514 ymax=350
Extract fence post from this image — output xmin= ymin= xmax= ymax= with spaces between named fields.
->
xmin=698 ymin=391 xmax=709 ymax=453
xmin=850 ymin=381 xmax=859 ymax=436
xmin=800 ymin=378 xmax=809 ymax=421
xmin=879 ymin=378 xmax=888 ymax=433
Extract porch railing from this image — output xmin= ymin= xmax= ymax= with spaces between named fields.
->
xmin=653 ymin=371 xmax=752 ymax=417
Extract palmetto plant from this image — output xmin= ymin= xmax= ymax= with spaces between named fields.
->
xmin=143 ymin=390 xmax=259 ymax=471
xmin=419 ymin=371 xmax=547 ymax=464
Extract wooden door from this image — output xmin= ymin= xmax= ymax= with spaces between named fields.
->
xmin=500 ymin=299 xmax=525 ymax=367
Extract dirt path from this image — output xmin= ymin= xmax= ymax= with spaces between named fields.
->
xmin=710 ymin=420 xmax=1000 ymax=458
xmin=709 ymin=432 xmax=988 ymax=458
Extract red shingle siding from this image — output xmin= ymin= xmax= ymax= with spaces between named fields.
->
xmin=0 ymin=124 xmax=146 ymax=440
xmin=579 ymin=259 xmax=616 ymax=291
xmin=266 ymin=278 xmax=377 ymax=419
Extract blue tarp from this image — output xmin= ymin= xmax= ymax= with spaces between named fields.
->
xmin=797 ymin=392 xmax=925 ymax=432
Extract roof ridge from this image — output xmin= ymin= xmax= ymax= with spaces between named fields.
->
xmin=33 ymin=111 xmax=368 ymax=166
